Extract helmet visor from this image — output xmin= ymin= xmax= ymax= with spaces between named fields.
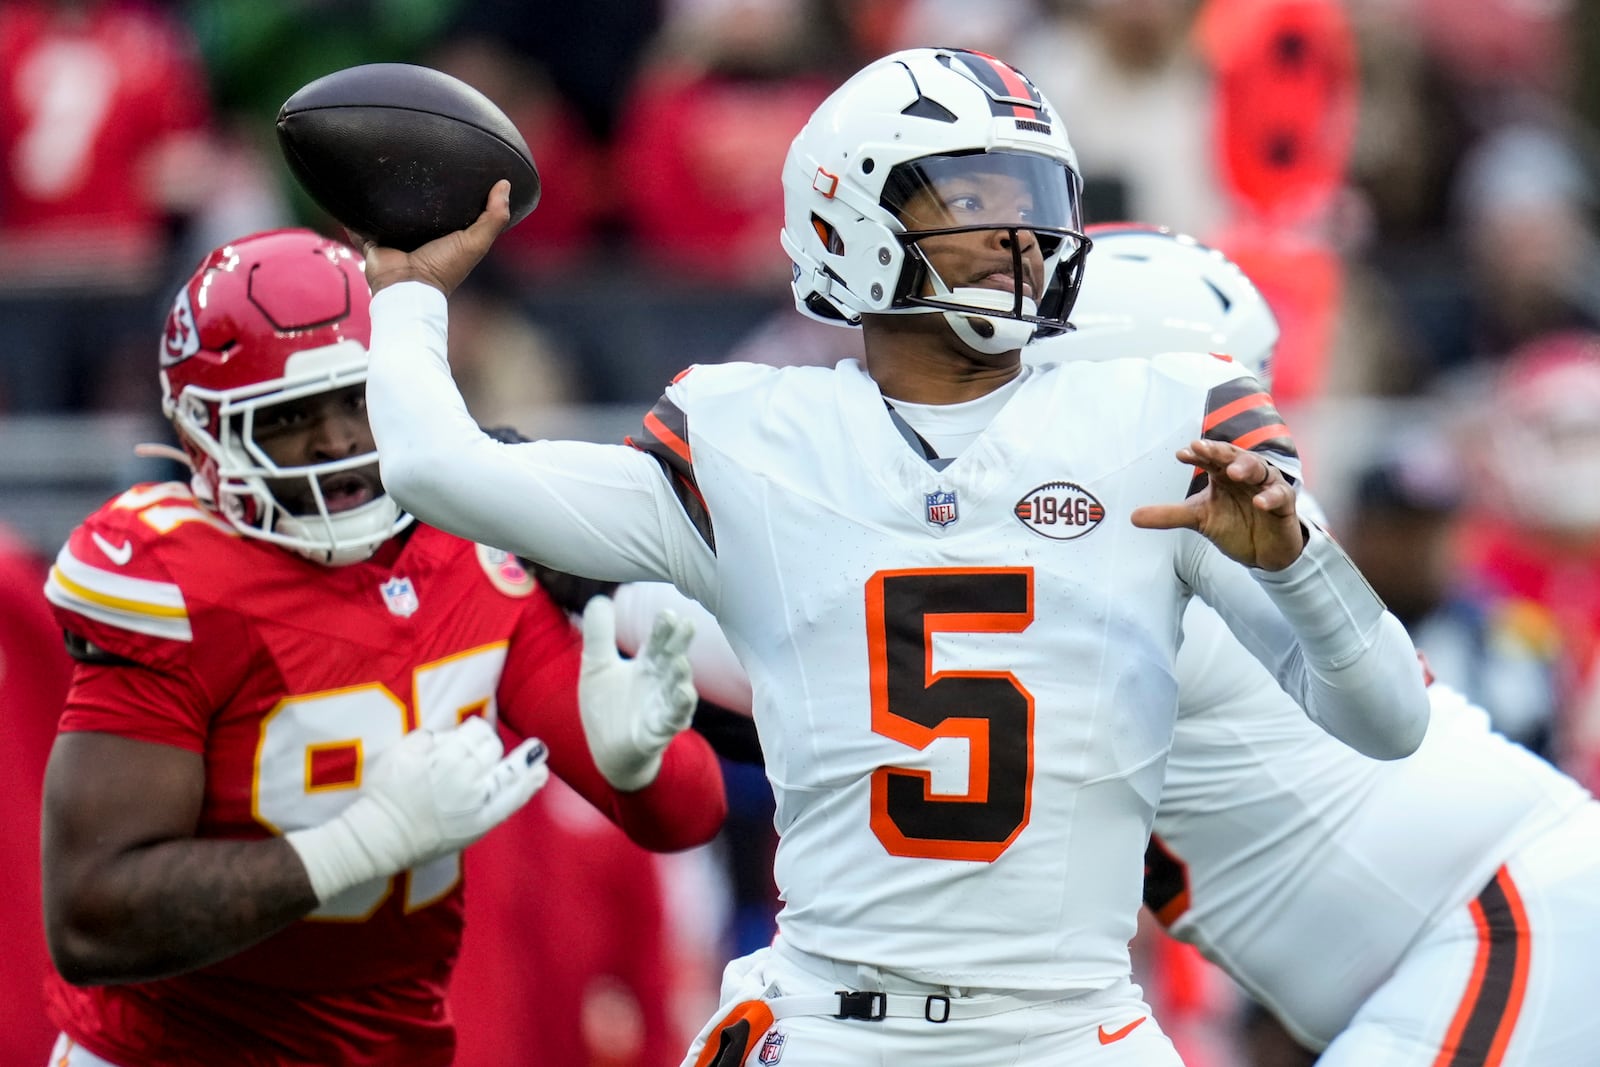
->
xmin=883 ymin=151 xmax=1082 ymax=233
xmin=880 ymin=151 xmax=1089 ymax=332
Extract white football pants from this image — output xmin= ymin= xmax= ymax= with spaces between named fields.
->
xmin=1318 ymin=801 xmax=1600 ymax=1066
xmin=680 ymin=938 xmax=1185 ymax=1067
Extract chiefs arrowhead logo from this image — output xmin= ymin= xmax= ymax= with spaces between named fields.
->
xmin=161 ymin=289 xmax=200 ymax=367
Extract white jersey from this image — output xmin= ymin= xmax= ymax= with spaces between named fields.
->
xmin=366 ymin=283 xmax=1428 ymax=991
xmin=1149 ymin=605 xmax=1591 ymax=1049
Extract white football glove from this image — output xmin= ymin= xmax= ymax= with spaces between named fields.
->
xmin=286 ymin=716 xmax=549 ymax=903
xmin=580 ymin=595 xmax=697 ymax=791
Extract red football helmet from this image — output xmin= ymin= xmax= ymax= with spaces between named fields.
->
xmin=1477 ymin=331 xmax=1600 ymax=534
xmin=159 ymin=228 xmax=411 ymax=564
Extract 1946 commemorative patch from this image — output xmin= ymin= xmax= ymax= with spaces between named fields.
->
xmin=1013 ymin=481 xmax=1105 ymax=541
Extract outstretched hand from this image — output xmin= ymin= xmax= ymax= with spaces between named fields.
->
xmin=1130 ymin=439 xmax=1305 ymax=571
xmin=578 ymin=595 xmax=698 ymax=792
xmin=362 ymin=179 xmax=513 ymax=296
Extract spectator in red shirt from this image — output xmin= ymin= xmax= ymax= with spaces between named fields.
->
xmin=0 ymin=0 xmax=219 ymax=412
xmin=611 ymin=0 xmax=851 ymax=286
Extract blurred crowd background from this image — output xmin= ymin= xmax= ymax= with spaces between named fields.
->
xmin=6 ymin=0 xmax=1600 ymax=1064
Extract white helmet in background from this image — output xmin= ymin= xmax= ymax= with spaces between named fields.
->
xmin=781 ymin=47 xmax=1091 ymax=355
xmin=1032 ymin=224 xmax=1280 ymax=384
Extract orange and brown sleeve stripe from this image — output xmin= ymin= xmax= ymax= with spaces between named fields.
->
xmin=1201 ymin=377 xmax=1298 ymax=460
xmin=1430 ymin=866 xmax=1531 ymax=1067
xmin=1143 ymin=834 xmax=1192 ymax=928
xmin=1186 ymin=377 xmax=1300 ymax=497
xmin=627 ymin=393 xmax=716 ymax=553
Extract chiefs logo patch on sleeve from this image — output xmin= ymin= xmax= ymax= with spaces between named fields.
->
xmin=476 ymin=544 xmax=536 ymax=598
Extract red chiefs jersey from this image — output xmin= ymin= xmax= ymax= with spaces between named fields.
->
xmin=42 ymin=482 xmax=724 ymax=1067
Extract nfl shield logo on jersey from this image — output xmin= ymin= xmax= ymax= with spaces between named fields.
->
xmin=925 ymin=488 xmax=959 ymax=528
xmin=380 ymin=576 xmax=420 ymax=617
xmin=758 ymin=1030 xmax=786 ymax=1065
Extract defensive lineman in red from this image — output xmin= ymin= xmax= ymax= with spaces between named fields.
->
xmin=39 ymin=230 xmax=726 ymax=1066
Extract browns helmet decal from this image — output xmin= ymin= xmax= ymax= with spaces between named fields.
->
xmin=939 ymin=49 xmax=1051 ymax=123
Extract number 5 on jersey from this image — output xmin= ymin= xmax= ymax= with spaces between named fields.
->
xmin=866 ymin=569 xmax=1034 ymax=862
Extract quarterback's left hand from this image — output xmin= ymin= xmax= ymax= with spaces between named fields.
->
xmin=579 ymin=595 xmax=698 ymax=791
xmin=1130 ymin=439 xmax=1305 ymax=571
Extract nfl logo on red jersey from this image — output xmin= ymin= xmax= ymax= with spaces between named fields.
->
xmin=925 ymin=488 xmax=959 ymax=528
xmin=380 ymin=576 xmax=420 ymax=617
xmin=758 ymin=1030 xmax=786 ymax=1064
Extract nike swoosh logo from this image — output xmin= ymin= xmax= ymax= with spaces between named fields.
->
xmin=1097 ymin=1017 xmax=1147 ymax=1045
xmin=91 ymin=531 xmax=133 ymax=565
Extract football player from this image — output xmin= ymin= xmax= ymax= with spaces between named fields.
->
xmin=1042 ymin=227 xmax=1600 ymax=1066
xmin=1438 ymin=331 xmax=1600 ymax=785
xmin=606 ymin=226 xmax=1600 ymax=1065
xmin=362 ymin=48 xmax=1429 ymax=1066
xmin=38 ymin=229 xmax=728 ymax=1067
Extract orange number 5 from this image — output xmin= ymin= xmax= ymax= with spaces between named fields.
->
xmin=865 ymin=568 xmax=1034 ymax=862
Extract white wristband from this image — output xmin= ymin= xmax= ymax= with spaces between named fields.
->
xmin=285 ymin=792 xmax=417 ymax=904
xmin=285 ymin=719 xmax=550 ymax=903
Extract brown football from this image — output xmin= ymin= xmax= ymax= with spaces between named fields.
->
xmin=276 ymin=63 xmax=540 ymax=252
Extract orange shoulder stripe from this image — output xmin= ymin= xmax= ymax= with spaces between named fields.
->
xmin=1201 ymin=391 xmax=1272 ymax=434
xmin=643 ymin=410 xmax=691 ymax=466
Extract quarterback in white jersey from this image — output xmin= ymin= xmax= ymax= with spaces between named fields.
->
xmin=363 ymin=48 xmax=1427 ymax=1067
xmin=1033 ymin=225 xmax=1600 ymax=1065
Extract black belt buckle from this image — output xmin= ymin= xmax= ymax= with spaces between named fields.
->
xmin=924 ymin=994 xmax=951 ymax=1023
xmin=835 ymin=990 xmax=887 ymax=1021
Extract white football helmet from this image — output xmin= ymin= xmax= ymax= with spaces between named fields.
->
xmin=1031 ymin=224 xmax=1281 ymax=384
xmin=781 ymin=47 xmax=1090 ymax=355
xmin=159 ymin=228 xmax=412 ymax=566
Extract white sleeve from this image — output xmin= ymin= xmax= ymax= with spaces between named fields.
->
xmin=365 ymin=283 xmax=715 ymax=593
xmin=611 ymin=582 xmax=753 ymax=715
xmin=1179 ymin=522 xmax=1429 ymax=760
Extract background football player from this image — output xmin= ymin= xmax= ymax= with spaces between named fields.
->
xmin=1037 ymin=228 xmax=1600 ymax=1067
